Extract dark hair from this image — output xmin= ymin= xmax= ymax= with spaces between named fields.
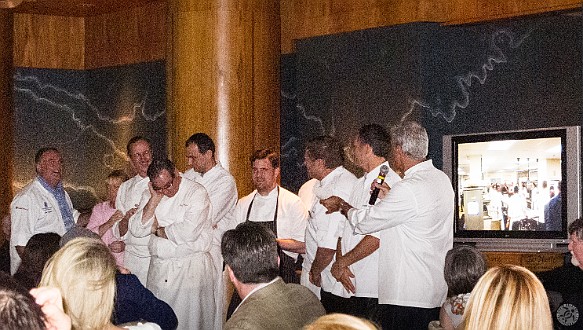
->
xmin=147 ymin=158 xmax=176 ymax=181
xmin=444 ymin=245 xmax=487 ymax=296
xmin=0 ymin=271 xmax=46 ymax=330
xmin=221 ymin=222 xmax=279 ymax=284
xmin=250 ymin=149 xmax=280 ymax=169
xmin=34 ymin=147 xmax=60 ymax=165
xmin=126 ymin=136 xmax=151 ymax=155
xmin=185 ymin=133 xmax=216 ymax=156
xmin=107 ymin=169 xmax=129 ymax=182
xmin=358 ymin=124 xmax=390 ymax=159
xmin=13 ymin=233 xmax=62 ymax=290
xmin=305 ymin=136 xmax=344 ymax=169
xmin=569 ymin=218 xmax=583 ymax=240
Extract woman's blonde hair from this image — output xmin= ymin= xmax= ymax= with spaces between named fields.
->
xmin=304 ymin=313 xmax=379 ymax=330
xmin=463 ymin=264 xmax=552 ymax=330
xmin=39 ymin=237 xmax=117 ymax=330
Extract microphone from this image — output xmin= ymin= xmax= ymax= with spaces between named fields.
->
xmin=369 ymin=165 xmax=389 ymax=205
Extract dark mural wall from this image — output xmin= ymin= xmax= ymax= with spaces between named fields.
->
xmin=280 ymin=11 xmax=582 ymax=193
xmin=13 ymin=61 xmax=167 ymax=211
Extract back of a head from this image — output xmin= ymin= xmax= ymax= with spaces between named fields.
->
xmin=40 ymin=237 xmax=117 ymax=330
xmin=390 ymin=121 xmax=428 ymax=161
xmin=304 ymin=313 xmax=379 ymax=330
xmin=14 ymin=233 xmax=61 ymax=290
xmin=444 ymin=245 xmax=486 ymax=296
xmin=0 ymin=271 xmax=46 ymax=330
xmin=463 ymin=264 xmax=552 ymax=330
xmin=358 ymin=124 xmax=390 ymax=159
xmin=221 ymin=222 xmax=279 ymax=284
xmin=305 ymin=136 xmax=344 ymax=169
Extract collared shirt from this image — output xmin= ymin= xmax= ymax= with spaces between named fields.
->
xmin=347 ymin=160 xmax=454 ymax=307
xmin=10 ymin=177 xmax=79 ymax=274
xmin=183 ymin=163 xmax=238 ymax=242
xmin=233 ymin=277 xmax=279 ymax=315
xmin=37 ymin=176 xmax=74 ymax=231
xmin=113 ymin=174 xmax=150 ymax=257
xmin=331 ymin=161 xmax=401 ymax=298
xmin=303 ymin=166 xmax=357 ymax=293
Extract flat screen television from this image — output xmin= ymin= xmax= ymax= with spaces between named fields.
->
xmin=443 ymin=126 xmax=581 ymax=252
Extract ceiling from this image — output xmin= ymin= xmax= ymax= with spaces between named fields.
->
xmin=457 ymin=137 xmax=562 ymax=177
xmin=1 ymin=0 xmax=162 ymax=17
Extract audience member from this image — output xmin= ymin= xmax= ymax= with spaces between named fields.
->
xmin=13 ymin=232 xmax=61 ymax=290
xmin=10 ymin=147 xmax=80 ymax=274
xmin=0 ymin=270 xmax=47 ymax=330
xmin=113 ymin=136 xmax=153 ymax=285
xmin=183 ymin=132 xmax=238 ymax=327
xmin=438 ymin=245 xmax=486 ymax=330
xmin=59 ymin=226 xmax=178 ymax=330
xmin=39 ymin=237 xmax=161 ymax=330
xmin=463 ymin=264 xmax=552 ymax=330
xmin=29 ymin=286 xmax=72 ymax=330
xmin=538 ymin=217 xmax=583 ymax=329
xmin=300 ymin=136 xmax=358 ymax=306
xmin=222 ymin=222 xmax=325 ymax=330
xmin=322 ymin=121 xmax=454 ymax=330
xmin=130 ymin=158 xmax=215 ymax=330
xmin=304 ymin=313 xmax=379 ymax=330
xmin=0 ymin=214 xmax=10 ymax=273
xmin=86 ymin=169 xmax=129 ymax=267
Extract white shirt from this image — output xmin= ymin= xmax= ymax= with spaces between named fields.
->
xmin=347 ymin=160 xmax=454 ymax=308
xmin=9 ymin=178 xmax=79 ymax=274
xmin=183 ymin=163 xmax=238 ymax=245
xmin=114 ymin=174 xmax=151 ymax=258
xmin=129 ymin=178 xmax=215 ymax=330
xmin=302 ymin=167 xmax=357 ymax=294
xmin=331 ymin=161 xmax=401 ymax=298
xmin=234 ymin=186 xmax=308 ymax=260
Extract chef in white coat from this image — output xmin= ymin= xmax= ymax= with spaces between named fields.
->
xmin=10 ymin=147 xmax=79 ymax=274
xmin=130 ymin=158 xmax=216 ymax=330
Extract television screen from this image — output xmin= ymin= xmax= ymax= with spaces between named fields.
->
xmin=443 ymin=127 xmax=581 ymax=251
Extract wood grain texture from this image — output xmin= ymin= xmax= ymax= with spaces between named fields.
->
xmin=13 ymin=13 xmax=85 ymax=69
xmin=85 ymin=1 xmax=166 ymax=69
xmin=0 ymin=12 xmax=14 ymax=234
xmin=280 ymin=0 xmax=581 ymax=53
xmin=167 ymin=0 xmax=280 ymax=197
xmin=483 ymin=251 xmax=565 ymax=272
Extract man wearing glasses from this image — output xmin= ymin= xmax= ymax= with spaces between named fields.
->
xmin=113 ymin=136 xmax=153 ymax=286
xmin=130 ymin=158 xmax=216 ymax=330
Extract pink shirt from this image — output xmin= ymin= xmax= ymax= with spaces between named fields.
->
xmin=87 ymin=201 xmax=124 ymax=267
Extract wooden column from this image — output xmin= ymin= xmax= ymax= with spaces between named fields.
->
xmin=167 ymin=0 xmax=280 ymax=196
xmin=0 ymin=11 xmax=13 ymax=220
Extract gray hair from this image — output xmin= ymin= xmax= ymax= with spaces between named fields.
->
xmin=390 ymin=121 xmax=428 ymax=161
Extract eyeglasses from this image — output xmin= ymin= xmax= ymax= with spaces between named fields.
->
xmin=152 ymin=178 xmax=173 ymax=191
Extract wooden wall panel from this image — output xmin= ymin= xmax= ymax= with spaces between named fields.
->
xmin=446 ymin=0 xmax=581 ymax=24
xmin=13 ymin=14 xmax=85 ymax=69
xmin=0 ymin=12 xmax=14 ymax=239
xmin=85 ymin=1 xmax=166 ymax=69
xmin=167 ymin=0 xmax=280 ymax=197
xmin=280 ymin=0 xmax=582 ymax=53
xmin=280 ymin=0 xmax=448 ymax=53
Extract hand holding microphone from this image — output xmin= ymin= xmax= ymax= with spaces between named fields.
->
xmin=369 ymin=165 xmax=389 ymax=205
